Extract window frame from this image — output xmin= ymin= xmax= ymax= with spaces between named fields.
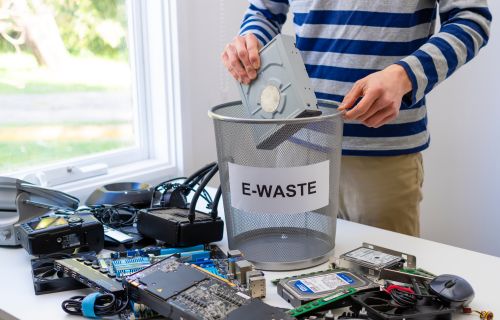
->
xmin=3 ymin=0 xmax=183 ymax=199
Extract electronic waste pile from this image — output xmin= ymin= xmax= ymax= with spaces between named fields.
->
xmin=0 ymin=167 xmax=494 ymax=320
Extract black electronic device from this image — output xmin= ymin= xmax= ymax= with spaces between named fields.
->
xmin=350 ymin=290 xmax=455 ymax=320
xmin=86 ymin=182 xmax=153 ymax=208
xmin=137 ymin=164 xmax=224 ymax=247
xmin=31 ymin=252 xmax=96 ymax=295
xmin=15 ymin=211 xmax=104 ymax=255
xmin=55 ymin=257 xmax=125 ymax=295
xmin=125 ymin=256 xmax=287 ymax=320
xmin=429 ymin=274 xmax=475 ymax=308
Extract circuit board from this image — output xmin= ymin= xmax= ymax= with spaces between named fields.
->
xmin=125 ymin=257 xmax=253 ymax=320
xmin=89 ymin=245 xmax=260 ymax=320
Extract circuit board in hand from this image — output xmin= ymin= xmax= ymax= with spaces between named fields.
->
xmin=125 ymin=256 xmax=253 ymax=320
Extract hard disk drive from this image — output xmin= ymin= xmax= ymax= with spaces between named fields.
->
xmin=237 ymin=34 xmax=321 ymax=150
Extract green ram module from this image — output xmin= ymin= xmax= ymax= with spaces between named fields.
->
xmin=399 ymin=267 xmax=436 ymax=278
xmin=287 ymin=287 xmax=357 ymax=318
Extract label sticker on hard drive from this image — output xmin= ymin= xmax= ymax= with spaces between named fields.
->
xmin=293 ymin=273 xmax=352 ymax=294
xmin=345 ymin=247 xmax=400 ymax=266
xmin=228 ymin=161 xmax=329 ymax=214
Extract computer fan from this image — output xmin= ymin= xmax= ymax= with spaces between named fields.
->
xmin=350 ymin=290 xmax=455 ymax=320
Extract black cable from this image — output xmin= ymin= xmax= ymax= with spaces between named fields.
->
xmin=152 ymin=164 xmax=217 ymax=209
xmin=154 ymin=181 xmax=213 ymax=207
xmin=210 ymin=185 xmax=222 ymax=220
xmin=188 ymin=164 xmax=219 ymax=223
xmin=389 ymin=288 xmax=418 ymax=307
xmin=387 ymin=287 xmax=436 ymax=307
xmin=181 ymin=162 xmax=217 ymax=191
xmin=84 ymin=204 xmax=138 ymax=228
xmin=61 ymin=293 xmax=129 ymax=317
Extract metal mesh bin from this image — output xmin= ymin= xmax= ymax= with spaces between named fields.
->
xmin=209 ymin=100 xmax=343 ymax=270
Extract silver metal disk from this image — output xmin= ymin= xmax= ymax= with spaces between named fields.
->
xmin=260 ymin=85 xmax=281 ymax=113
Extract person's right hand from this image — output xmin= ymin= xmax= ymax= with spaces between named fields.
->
xmin=221 ymin=33 xmax=262 ymax=84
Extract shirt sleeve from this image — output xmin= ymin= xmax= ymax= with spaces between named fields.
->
xmin=239 ymin=0 xmax=290 ymax=46
xmin=395 ymin=1 xmax=492 ymax=104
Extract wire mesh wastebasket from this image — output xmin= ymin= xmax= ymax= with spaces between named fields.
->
xmin=209 ymin=100 xmax=343 ymax=270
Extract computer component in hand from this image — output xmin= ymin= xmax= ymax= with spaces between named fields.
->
xmin=236 ymin=34 xmax=321 ymax=150
xmin=337 ymin=242 xmax=415 ymax=279
xmin=0 ymin=178 xmax=79 ymax=246
xmin=277 ymin=269 xmax=377 ymax=307
xmin=137 ymin=164 xmax=224 ymax=247
xmin=15 ymin=209 xmax=104 ymax=255
xmin=86 ymin=182 xmax=153 ymax=208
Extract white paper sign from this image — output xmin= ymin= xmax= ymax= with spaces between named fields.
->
xmin=228 ymin=161 xmax=330 ymax=214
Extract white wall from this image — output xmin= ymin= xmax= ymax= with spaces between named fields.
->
xmin=421 ymin=2 xmax=500 ymax=257
xmin=176 ymin=1 xmax=500 ymax=257
xmin=176 ymin=1 xmax=246 ymax=174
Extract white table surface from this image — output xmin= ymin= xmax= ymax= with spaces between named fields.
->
xmin=1 ymin=218 xmax=499 ymax=319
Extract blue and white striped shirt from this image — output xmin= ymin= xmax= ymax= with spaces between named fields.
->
xmin=239 ymin=0 xmax=492 ymax=156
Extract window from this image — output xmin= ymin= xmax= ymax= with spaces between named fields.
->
xmin=0 ymin=0 xmax=181 ymax=190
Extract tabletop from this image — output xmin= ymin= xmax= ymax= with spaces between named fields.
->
xmin=0 ymin=218 xmax=499 ymax=319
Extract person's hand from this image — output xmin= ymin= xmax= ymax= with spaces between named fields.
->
xmin=221 ymin=33 xmax=262 ymax=84
xmin=338 ymin=64 xmax=412 ymax=128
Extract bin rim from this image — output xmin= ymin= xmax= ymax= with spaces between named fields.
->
xmin=208 ymin=99 xmax=343 ymax=124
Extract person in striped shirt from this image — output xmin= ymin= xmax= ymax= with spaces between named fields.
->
xmin=221 ymin=1 xmax=491 ymax=236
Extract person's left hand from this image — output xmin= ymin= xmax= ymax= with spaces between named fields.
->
xmin=338 ymin=64 xmax=412 ymax=128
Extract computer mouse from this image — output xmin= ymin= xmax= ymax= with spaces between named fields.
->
xmin=429 ymin=274 xmax=475 ymax=308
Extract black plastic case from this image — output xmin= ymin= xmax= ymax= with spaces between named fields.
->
xmin=16 ymin=213 xmax=104 ymax=255
xmin=137 ymin=208 xmax=224 ymax=247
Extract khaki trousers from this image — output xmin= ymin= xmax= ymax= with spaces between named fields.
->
xmin=338 ymin=153 xmax=424 ymax=237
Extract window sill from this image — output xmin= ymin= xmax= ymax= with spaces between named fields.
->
xmin=57 ymin=159 xmax=179 ymax=202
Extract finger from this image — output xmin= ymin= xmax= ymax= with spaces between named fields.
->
xmin=339 ymin=81 xmax=363 ymax=111
xmin=345 ymin=89 xmax=379 ymax=120
xmin=226 ymin=44 xmax=248 ymax=83
xmin=358 ymin=98 xmax=389 ymax=122
xmin=245 ymin=34 xmax=261 ymax=69
xmin=374 ymin=114 xmax=397 ymax=128
xmin=221 ymin=51 xmax=230 ymax=70
xmin=221 ymin=51 xmax=240 ymax=81
xmin=363 ymin=105 xmax=397 ymax=128
xmin=234 ymin=37 xmax=256 ymax=79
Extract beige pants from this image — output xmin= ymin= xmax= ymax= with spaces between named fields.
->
xmin=338 ymin=153 xmax=424 ymax=237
